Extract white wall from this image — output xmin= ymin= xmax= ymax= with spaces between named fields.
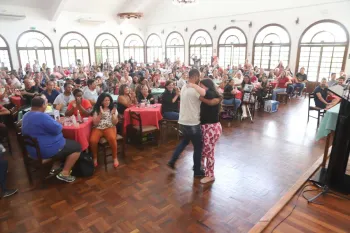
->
xmin=145 ymin=0 xmax=350 ymax=75
xmin=0 ymin=5 xmax=145 ymax=69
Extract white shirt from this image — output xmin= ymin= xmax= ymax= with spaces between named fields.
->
xmin=178 ymin=85 xmax=201 ymax=126
xmin=53 ymin=93 xmax=75 ymax=115
xmin=233 ymin=77 xmax=243 ymax=86
xmin=83 ymin=88 xmax=98 ymax=102
xmin=177 ymin=78 xmax=186 ymax=89
xmin=11 ymin=78 xmax=21 ymax=88
xmin=121 ymin=76 xmax=132 ymax=85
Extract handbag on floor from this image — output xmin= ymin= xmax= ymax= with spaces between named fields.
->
xmin=71 ymin=151 xmax=94 ymax=177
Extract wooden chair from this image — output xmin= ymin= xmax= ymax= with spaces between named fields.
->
xmin=98 ymin=133 xmax=126 ymax=171
xmin=18 ymin=135 xmax=59 ymax=186
xmin=160 ymin=119 xmax=180 ymax=143
xmin=127 ymin=110 xmax=160 ymax=148
xmin=277 ymin=92 xmax=289 ymax=104
xmin=308 ymin=93 xmax=326 ymax=128
xmin=220 ymin=102 xmax=236 ymax=120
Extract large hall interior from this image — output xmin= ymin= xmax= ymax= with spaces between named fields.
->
xmin=0 ymin=0 xmax=350 ymax=232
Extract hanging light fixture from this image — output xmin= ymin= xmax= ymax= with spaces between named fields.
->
xmin=172 ymin=0 xmax=197 ymax=5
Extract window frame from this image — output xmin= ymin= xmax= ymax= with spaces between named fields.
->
xmin=146 ymin=33 xmax=162 ymax=64
xmin=165 ymin=31 xmax=185 ymax=64
xmin=59 ymin=31 xmax=91 ymax=67
xmin=0 ymin=34 xmax=13 ymax=71
xmin=16 ymin=30 xmax=56 ymax=69
xmin=123 ymin=34 xmax=145 ymax=63
xmin=94 ymin=32 xmax=120 ymax=67
xmin=188 ymin=29 xmax=213 ymax=66
xmin=217 ymin=26 xmax=247 ymax=68
xmin=252 ymin=24 xmax=291 ymax=71
xmin=295 ymin=19 xmax=349 ymax=83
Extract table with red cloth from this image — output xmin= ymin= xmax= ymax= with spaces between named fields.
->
xmin=123 ymin=104 xmax=163 ymax=132
xmin=61 ymin=117 xmax=93 ymax=151
xmin=10 ymin=96 xmax=25 ymax=107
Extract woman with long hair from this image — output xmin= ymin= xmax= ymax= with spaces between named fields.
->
xmin=223 ymin=79 xmax=241 ymax=113
xmin=198 ymin=78 xmax=222 ymax=184
xmin=272 ymin=70 xmax=293 ymax=100
xmin=117 ymin=84 xmax=137 ymax=115
xmin=90 ymin=93 xmax=119 ymax=168
xmin=161 ymin=80 xmax=180 ymax=120
xmin=241 ymin=75 xmax=253 ymax=120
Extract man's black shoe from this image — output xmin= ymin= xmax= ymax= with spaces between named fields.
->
xmin=194 ymin=170 xmax=205 ymax=177
xmin=2 ymin=189 xmax=18 ymax=198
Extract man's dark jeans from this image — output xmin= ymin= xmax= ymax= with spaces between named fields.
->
xmin=168 ymin=124 xmax=203 ymax=174
xmin=0 ymin=159 xmax=8 ymax=191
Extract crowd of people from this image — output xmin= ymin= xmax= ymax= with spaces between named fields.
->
xmin=0 ymin=57 xmax=348 ymax=196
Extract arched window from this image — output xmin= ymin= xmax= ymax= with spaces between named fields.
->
xmin=17 ymin=30 xmax=55 ymax=69
xmin=189 ymin=30 xmax=213 ymax=66
xmin=218 ymin=27 xmax=247 ymax=68
xmin=253 ymin=24 xmax=291 ymax=70
xmin=94 ymin=33 xmax=119 ymax=67
xmin=165 ymin=32 xmax=185 ymax=64
xmin=297 ymin=20 xmax=349 ymax=82
xmin=123 ymin=34 xmax=144 ymax=63
xmin=146 ymin=34 xmax=162 ymax=63
xmin=59 ymin=32 xmax=90 ymax=67
xmin=0 ymin=35 xmax=12 ymax=71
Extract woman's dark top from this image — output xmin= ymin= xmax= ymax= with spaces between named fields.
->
xmin=137 ymin=93 xmax=155 ymax=104
xmin=223 ymin=85 xmax=234 ymax=99
xmin=117 ymin=96 xmax=130 ymax=114
xmin=161 ymin=90 xmax=179 ymax=113
xmin=201 ymin=90 xmax=220 ymax=125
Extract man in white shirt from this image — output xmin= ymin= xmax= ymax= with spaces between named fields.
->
xmin=120 ymin=70 xmax=132 ymax=86
xmin=167 ymin=69 xmax=206 ymax=177
xmin=83 ymin=79 xmax=98 ymax=105
xmin=53 ymin=83 xmax=74 ymax=116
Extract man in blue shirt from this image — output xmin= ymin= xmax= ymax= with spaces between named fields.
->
xmin=42 ymin=81 xmax=59 ymax=104
xmin=22 ymin=96 xmax=81 ymax=183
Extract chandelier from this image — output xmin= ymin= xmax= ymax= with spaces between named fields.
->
xmin=172 ymin=0 xmax=197 ymax=5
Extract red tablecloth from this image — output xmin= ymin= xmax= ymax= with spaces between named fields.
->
xmin=62 ymin=117 xmax=93 ymax=151
xmin=10 ymin=96 xmax=24 ymax=107
xmin=123 ymin=104 xmax=163 ymax=131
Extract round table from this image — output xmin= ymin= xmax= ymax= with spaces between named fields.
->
xmin=61 ymin=117 xmax=93 ymax=151
xmin=123 ymin=104 xmax=163 ymax=132
xmin=151 ymin=88 xmax=165 ymax=102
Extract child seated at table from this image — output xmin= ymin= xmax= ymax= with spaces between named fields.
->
xmin=66 ymin=89 xmax=92 ymax=117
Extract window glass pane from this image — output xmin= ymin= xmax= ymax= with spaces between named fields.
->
xmin=255 ymin=26 xmax=290 ymax=43
xmin=301 ymin=22 xmax=347 ymax=43
xmin=146 ymin=34 xmax=162 ymax=63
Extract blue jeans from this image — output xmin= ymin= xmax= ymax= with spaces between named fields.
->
xmin=168 ymin=124 xmax=203 ymax=174
xmin=163 ymin=112 xmax=179 ymax=120
xmin=272 ymin=86 xmax=294 ymax=100
xmin=222 ymin=99 xmax=241 ymax=111
xmin=293 ymin=83 xmax=305 ymax=95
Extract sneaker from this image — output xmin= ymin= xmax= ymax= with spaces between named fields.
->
xmin=56 ymin=172 xmax=76 ymax=183
xmin=49 ymin=167 xmax=63 ymax=175
xmin=2 ymin=189 xmax=18 ymax=198
xmin=200 ymin=177 xmax=215 ymax=184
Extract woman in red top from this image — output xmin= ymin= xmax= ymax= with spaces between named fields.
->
xmin=272 ymin=71 xmax=292 ymax=100
xmin=66 ymin=89 xmax=92 ymax=117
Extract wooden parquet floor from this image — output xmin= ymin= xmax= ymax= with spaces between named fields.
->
xmin=0 ymin=98 xmax=328 ymax=233
xmin=263 ymin=161 xmax=350 ymax=233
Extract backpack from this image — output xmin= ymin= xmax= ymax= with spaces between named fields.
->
xmin=71 ymin=151 xmax=94 ymax=177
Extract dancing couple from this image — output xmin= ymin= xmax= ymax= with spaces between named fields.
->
xmin=167 ymin=69 xmax=222 ymax=184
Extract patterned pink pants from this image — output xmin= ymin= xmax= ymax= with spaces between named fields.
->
xmin=201 ymin=122 xmax=222 ymax=177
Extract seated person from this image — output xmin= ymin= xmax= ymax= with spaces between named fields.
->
xmin=161 ymin=81 xmax=180 ymax=120
xmin=117 ymin=84 xmax=137 ymax=115
xmin=90 ymin=93 xmax=119 ymax=168
xmin=337 ymin=76 xmax=346 ymax=87
xmin=222 ymin=79 xmax=241 ymax=112
xmin=272 ymin=71 xmax=293 ymax=100
xmin=314 ymin=78 xmax=340 ymax=109
xmin=256 ymin=76 xmax=270 ymax=101
xmin=0 ymin=105 xmax=10 ymax=126
xmin=66 ymin=89 xmax=92 ymax=117
xmin=54 ymin=83 xmax=75 ymax=116
xmin=21 ymin=96 xmax=81 ymax=183
xmin=137 ymin=85 xmax=155 ymax=104
xmin=21 ymin=78 xmax=38 ymax=106
xmin=292 ymin=67 xmax=308 ymax=95
xmin=83 ymin=79 xmax=98 ymax=105
xmin=0 ymin=159 xmax=18 ymax=197
xmin=33 ymin=75 xmax=44 ymax=92
xmin=327 ymin=73 xmax=337 ymax=87
xmin=42 ymin=81 xmax=59 ymax=104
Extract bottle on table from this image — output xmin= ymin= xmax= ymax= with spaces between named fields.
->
xmin=77 ymin=110 xmax=83 ymax=123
